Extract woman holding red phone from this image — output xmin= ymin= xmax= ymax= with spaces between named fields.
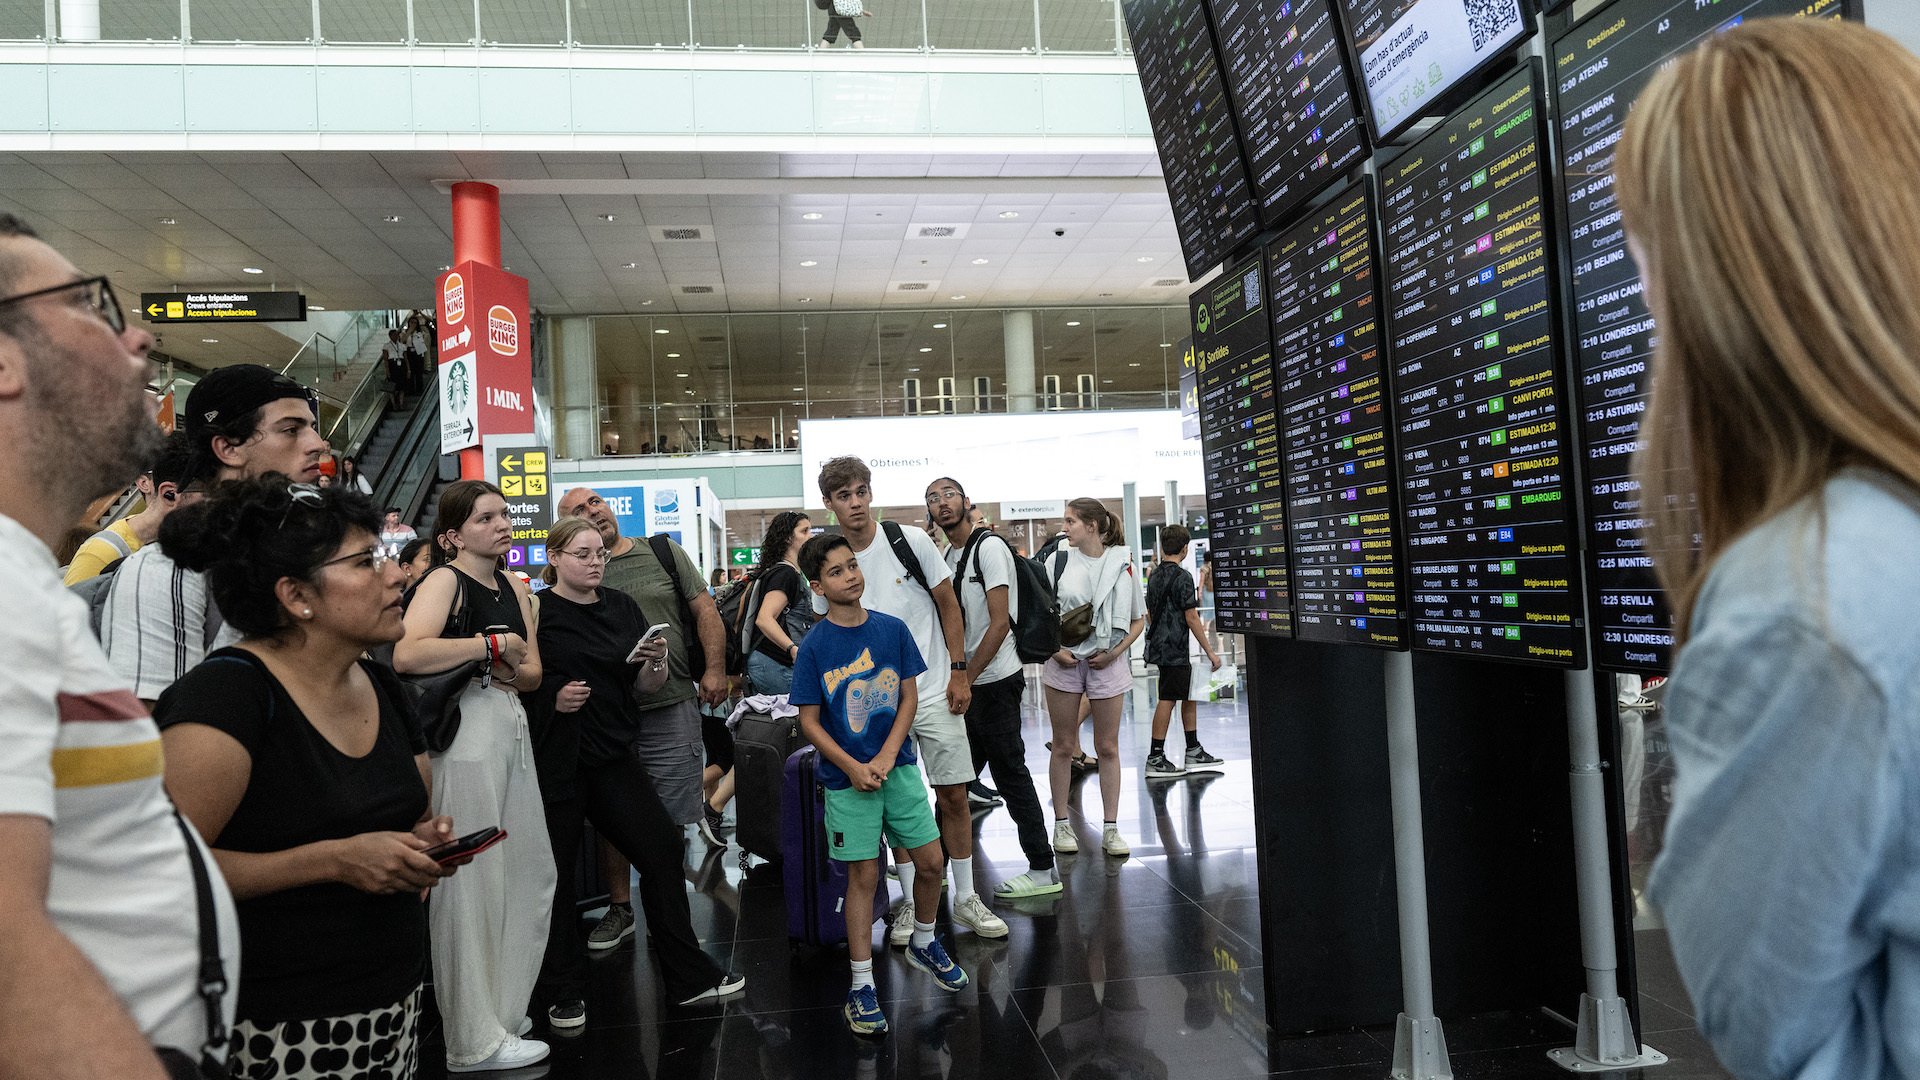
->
xmin=526 ymin=516 xmax=745 ymax=1032
xmin=155 ymin=477 xmax=461 ymax=1080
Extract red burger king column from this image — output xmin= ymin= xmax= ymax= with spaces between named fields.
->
xmin=441 ymin=182 xmax=531 ymax=479
xmin=436 ymin=261 xmax=533 ymax=473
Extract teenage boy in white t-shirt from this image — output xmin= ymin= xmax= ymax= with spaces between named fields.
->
xmin=927 ymin=478 xmax=1060 ymax=899
xmin=815 ymin=457 xmax=1009 ymax=942
xmin=0 ymin=213 xmax=240 ymax=1076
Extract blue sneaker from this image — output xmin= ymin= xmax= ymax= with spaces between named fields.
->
xmin=845 ymin=985 xmax=888 ymax=1035
xmin=904 ymin=938 xmax=970 ymax=993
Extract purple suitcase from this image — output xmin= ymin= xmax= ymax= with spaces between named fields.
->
xmin=780 ymin=746 xmax=889 ymax=947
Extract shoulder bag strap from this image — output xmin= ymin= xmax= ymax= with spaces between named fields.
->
xmin=167 ymin=809 xmax=229 ymax=1070
xmin=879 ymin=520 xmax=931 ymax=593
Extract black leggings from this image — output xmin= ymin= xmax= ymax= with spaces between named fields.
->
xmin=536 ymin=754 xmax=723 ymax=1005
xmin=822 ymin=14 xmax=861 ymax=42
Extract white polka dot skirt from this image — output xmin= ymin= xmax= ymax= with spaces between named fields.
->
xmin=227 ymin=985 xmax=421 ymax=1080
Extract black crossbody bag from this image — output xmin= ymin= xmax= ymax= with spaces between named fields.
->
xmin=155 ymin=810 xmax=234 ymax=1079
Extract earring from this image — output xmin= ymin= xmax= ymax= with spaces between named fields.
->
xmin=301 ymin=608 xmax=313 ymax=619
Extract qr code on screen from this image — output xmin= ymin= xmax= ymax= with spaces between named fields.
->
xmin=1466 ymin=0 xmax=1520 ymax=51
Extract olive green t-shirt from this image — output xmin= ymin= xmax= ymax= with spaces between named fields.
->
xmin=601 ymin=536 xmax=705 ymax=711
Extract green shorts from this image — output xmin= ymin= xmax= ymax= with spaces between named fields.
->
xmin=821 ymin=763 xmax=940 ymax=862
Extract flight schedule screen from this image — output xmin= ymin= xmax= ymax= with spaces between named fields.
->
xmin=1194 ymin=252 xmax=1293 ymax=636
xmin=1270 ymin=182 xmax=1406 ymax=648
xmin=1205 ymin=0 xmax=1368 ymax=228
xmin=1552 ymin=0 xmax=1848 ymax=673
xmin=1338 ymin=0 xmax=1530 ymax=142
xmin=1124 ymin=0 xmax=1263 ymax=279
xmin=1379 ymin=66 xmax=1585 ymax=667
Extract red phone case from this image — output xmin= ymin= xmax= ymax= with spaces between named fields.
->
xmin=431 ymin=828 xmax=508 ymax=863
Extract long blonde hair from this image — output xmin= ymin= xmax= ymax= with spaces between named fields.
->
xmin=1616 ymin=18 xmax=1920 ymax=635
xmin=541 ymin=516 xmax=601 ymax=587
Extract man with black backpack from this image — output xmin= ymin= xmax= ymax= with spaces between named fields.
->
xmin=816 ymin=457 xmax=1009 ymax=942
xmin=927 ymin=478 xmax=1060 ymax=900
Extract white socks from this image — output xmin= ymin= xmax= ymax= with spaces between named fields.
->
xmin=895 ymin=860 xmax=914 ymax=904
xmin=850 ymin=957 xmax=875 ymax=992
xmin=911 ymin=919 xmax=935 ymax=949
xmin=950 ymin=856 xmax=975 ymax=903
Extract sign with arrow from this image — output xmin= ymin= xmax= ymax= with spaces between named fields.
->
xmin=493 ymin=443 xmax=553 ymax=567
xmin=140 ymin=291 xmax=305 ymax=323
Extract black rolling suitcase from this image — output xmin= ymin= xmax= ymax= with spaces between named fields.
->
xmin=733 ymin=708 xmax=806 ymax=864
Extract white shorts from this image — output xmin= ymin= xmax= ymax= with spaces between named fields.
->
xmin=908 ymin=691 xmax=975 ymax=788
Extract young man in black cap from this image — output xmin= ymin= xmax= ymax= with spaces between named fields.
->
xmin=101 ymin=363 xmax=329 ymax=704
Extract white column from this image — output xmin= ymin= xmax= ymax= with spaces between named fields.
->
xmin=554 ymin=317 xmax=597 ymax=458
xmin=59 ymin=0 xmax=99 ymax=39
xmin=1004 ymin=309 xmax=1036 ymax=414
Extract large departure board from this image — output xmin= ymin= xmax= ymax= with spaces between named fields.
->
xmin=1338 ymin=0 xmax=1531 ymax=142
xmin=1380 ymin=65 xmax=1585 ymax=667
xmin=1552 ymin=0 xmax=1851 ymax=674
xmin=1195 ymin=252 xmax=1292 ymax=636
xmin=1271 ymin=182 xmax=1406 ymax=648
xmin=1124 ymin=0 xmax=1263 ymax=279
xmin=1205 ymin=0 xmax=1369 ymax=228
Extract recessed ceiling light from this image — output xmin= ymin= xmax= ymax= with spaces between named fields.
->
xmin=641 ymin=299 xmax=655 ymax=306
xmin=799 ymin=297 xmax=813 ymax=303
xmin=598 ymin=213 xmax=617 ymax=222
xmin=201 ymin=338 xmax=218 ymax=343
xmin=791 ymin=386 xmax=803 ymax=391
xmin=675 ymin=372 xmax=689 ymax=378
xmin=1160 ymin=342 xmax=1174 ymax=348
xmin=666 ymin=352 xmax=681 ymax=358
xmin=621 ymin=262 xmax=638 ymax=269
xmin=998 ymin=211 xmax=1019 ymax=219
xmin=932 ymin=322 xmax=947 ymax=329
xmin=383 ymin=214 xmax=402 ymax=223
xmin=1136 ymin=256 xmax=1154 ymax=263
xmin=440 ymin=265 xmax=452 ymax=272
xmin=1128 ymin=362 xmax=1141 ymax=367
xmin=915 ymin=347 xmax=930 ymax=353
xmin=242 ymin=267 xmax=263 ymax=274
xmin=1066 ymin=320 xmax=1081 ymax=327
xmin=908 ymin=367 xmax=920 ymax=373
xmin=655 ymin=328 xmax=670 ymax=335
xmin=800 ymin=260 xmax=818 ymax=267
xmin=1102 ymin=378 xmax=1114 ymax=384
xmin=157 ymin=217 xmax=177 ymax=225
xmin=309 ymin=305 xmax=327 ymax=311
xmin=685 ymin=390 xmax=695 ymax=396
xmin=802 ymin=212 xmax=823 ymax=221
xmin=950 ymin=294 xmax=966 ymax=300
xmin=971 ymin=258 xmax=989 ymax=265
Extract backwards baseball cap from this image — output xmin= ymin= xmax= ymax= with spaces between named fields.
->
xmin=183 ymin=364 xmax=317 ymax=440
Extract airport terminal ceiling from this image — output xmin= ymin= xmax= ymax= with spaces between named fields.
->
xmin=0 ymin=149 xmax=1199 ymax=373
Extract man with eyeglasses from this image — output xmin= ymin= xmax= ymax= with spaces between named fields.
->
xmin=556 ymin=486 xmax=729 ymax=951
xmin=0 ymin=213 xmax=241 ymax=1077
xmin=101 ymin=363 xmax=329 ymax=706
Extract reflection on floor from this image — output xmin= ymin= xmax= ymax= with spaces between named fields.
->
xmin=415 ymin=675 xmax=1726 ymax=1079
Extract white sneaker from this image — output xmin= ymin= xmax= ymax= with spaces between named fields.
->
xmin=1052 ymin=821 xmax=1079 ymax=853
xmin=888 ymin=901 xmax=916 ymax=947
xmin=952 ymin=893 xmax=1010 ymax=938
xmin=1102 ymin=827 xmax=1130 ymax=857
xmin=447 ymin=1034 xmax=551 ymax=1073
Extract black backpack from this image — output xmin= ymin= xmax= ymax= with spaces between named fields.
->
xmin=713 ymin=571 xmax=756 ymax=677
xmin=953 ymin=529 xmax=1062 ymax=664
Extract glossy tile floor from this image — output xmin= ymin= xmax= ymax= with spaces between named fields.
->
xmin=416 ymin=673 xmax=1728 ymax=1079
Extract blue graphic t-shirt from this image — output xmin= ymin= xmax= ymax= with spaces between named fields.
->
xmin=788 ymin=610 xmax=928 ymax=790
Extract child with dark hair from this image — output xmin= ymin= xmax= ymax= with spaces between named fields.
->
xmin=1142 ymin=524 xmax=1222 ymax=778
xmin=790 ymin=533 xmax=967 ymax=1037
xmin=154 ymin=474 xmax=462 ymax=1080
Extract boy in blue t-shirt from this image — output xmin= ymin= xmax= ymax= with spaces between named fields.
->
xmin=790 ymin=534 xmax=969 ymax=1035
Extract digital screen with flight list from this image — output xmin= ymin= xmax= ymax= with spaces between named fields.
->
xmin=1379 ymin=66 xmax=1585 ymax=667
xmin=1124 ymin=0 xmax=1263 ymax=279
xmin=1204 ymin=0 xmax=1369 ymax=228
xmin=1552 ymin=0 xmax=1851 ymax=674
xmin=1194 ymin=252 xmax=1293 ymax=636
xmin=1338 ymin=0 xmax=1531 ymax=142
xmin=1270 ymin=182 xmax=1407 ymax=648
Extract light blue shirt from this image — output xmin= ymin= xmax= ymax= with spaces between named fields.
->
xmin=1651 ymin=468 xmax=1920 ymax=1080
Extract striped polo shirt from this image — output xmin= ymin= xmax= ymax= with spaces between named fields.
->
xmin=0 ymin=513 xmax=237 ymax=1054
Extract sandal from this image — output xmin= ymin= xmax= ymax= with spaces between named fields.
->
xmin=1046 ymin=741 xmax=1099 ymax=773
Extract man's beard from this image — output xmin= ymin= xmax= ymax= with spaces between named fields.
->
xmin=24 ymin=330 xmax=164 ymax=504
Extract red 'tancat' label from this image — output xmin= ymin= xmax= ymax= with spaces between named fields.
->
xmin=487 ymin=304 xmax=518 ymax=355
xmin=443 ymin=273 xmax=466 ymax=324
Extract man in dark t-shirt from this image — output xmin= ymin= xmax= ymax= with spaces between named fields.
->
xmin=1143 ymin=525 xmax=1223 ymax=778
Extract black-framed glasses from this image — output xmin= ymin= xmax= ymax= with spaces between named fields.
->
xmin=0 ymin=276 xmax=124 ymax=334
xmin=277 ymin=483 xmax=326 ymax=530
xmin=317 ymin=545 xmax=392 ymax=573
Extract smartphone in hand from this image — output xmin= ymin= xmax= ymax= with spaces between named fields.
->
xmin=625 ymin=623 xmax=671 ymax=664
xmin=424 ymin=826 xmax=506 ymax=864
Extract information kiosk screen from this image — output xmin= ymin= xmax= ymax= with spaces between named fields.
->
xmin=1205 ymin=0 xmax=1369 ymax=228
xmin=1124 ymin=0 xmax=1264 ymax=279
xmin=1194 ymin=253 xmax=1294 ymax=636
xmin=1270 ymin=182 xmax=1407 ymax=648
xmin=1379 ymin=65 xmax=1585 ymax=667
xmin=1551 ymin=0 xmax=1851 ymax=674
xmin=1338 ymin=0 xmax=1532 ymax=143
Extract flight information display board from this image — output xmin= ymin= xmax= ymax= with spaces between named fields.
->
xmin=1205 ymin=0 xmax=1369 ymax=228
xmin=1271 ymin=182 xmax=1407 ymax=648
xmin=1552 ymin=0 xmax=1851 ymax=674
xmin=1379 ymin=65 xmax=1585 ymax=667
xmin=1194 ymin=252 xmax=1293 ymax=636
xmin=1124 ymin=0 xmax=1263 ymax=279
xmin=1338 ymin=0 xmax=1531 ymax=143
